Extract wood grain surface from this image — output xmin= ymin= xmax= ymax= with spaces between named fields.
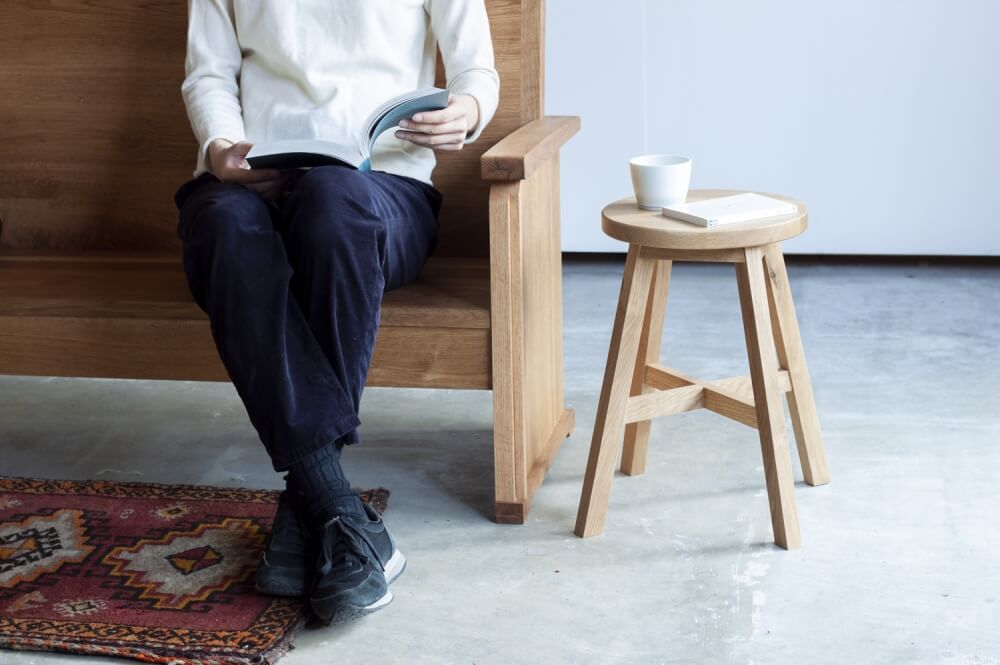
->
xmin=0 ymin=254 xmax=492 ymax=388
xmin=0 ymin=0 xmax=542 ymax=257
xmin=602 ymin=191 xmax=808 ymax=251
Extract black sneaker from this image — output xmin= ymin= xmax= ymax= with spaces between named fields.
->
xmin=309 ymin=501 xmax=406 ymax=624
xmin=255 ymin=487 xmax=313 ymax=597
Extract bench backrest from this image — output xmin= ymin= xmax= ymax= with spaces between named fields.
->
xmin=0 ymin=0 xmax=543 ymax=258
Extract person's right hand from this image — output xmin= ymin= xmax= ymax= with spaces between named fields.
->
xmin=208 ymin=139 xmax=290 ymax=201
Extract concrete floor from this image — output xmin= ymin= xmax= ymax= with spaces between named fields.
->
xmin=2 ymin=258 xmax=999 ymax=665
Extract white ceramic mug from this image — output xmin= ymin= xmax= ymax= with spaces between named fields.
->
xmin=629 ymin=155 xmax=692 ymax=210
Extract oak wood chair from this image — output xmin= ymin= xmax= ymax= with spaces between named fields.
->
xmin=0 ymin=0 xmax=579 ymax=523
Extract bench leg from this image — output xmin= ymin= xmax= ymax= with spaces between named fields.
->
xmin=621 ymin=259 xmax=671 ymax=476
xmin=763 ymin=244 xmax=831 ymax=487
xmin=576 ymin=245 xmax=657 ymax=537
xmin=493 ymin=404 xmax=575 ymax=524
xmin=736 ymin=247 xmax=801 ymax=550
xmin=490 ymin=159 xmax=574 ymax=524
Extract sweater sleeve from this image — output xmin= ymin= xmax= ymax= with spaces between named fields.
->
xmin=180 ymin=0 xmax=247 ymax=173
xmin=426 ymin=0 xmax=501 ymax=144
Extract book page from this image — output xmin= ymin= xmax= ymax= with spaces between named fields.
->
xmin=246 ymin=139 xmax=364 ymax=171
xmin=363 ymin=88 xmax=451 ymax=157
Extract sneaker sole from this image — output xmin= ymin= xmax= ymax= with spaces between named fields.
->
xmin=312 ymin=549 xmax=406 ymax=625
xmin=384 ymin=548 xmax=406 ymax=585
xmin=323 ymin=587 xmax=395 ymax=625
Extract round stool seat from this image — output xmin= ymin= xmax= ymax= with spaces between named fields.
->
xmin=602 ymin=189 xmax=808 ymax=251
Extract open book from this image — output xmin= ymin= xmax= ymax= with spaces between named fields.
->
xmin=245 ymin=87 xmax=451 ymax=172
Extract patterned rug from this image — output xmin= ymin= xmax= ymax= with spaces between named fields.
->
xmin=0 ymin=476 xmax=390 ymax=665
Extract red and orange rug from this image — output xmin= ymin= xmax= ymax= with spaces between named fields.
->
xmin=0 ymin=476 xmax=390 ymax=665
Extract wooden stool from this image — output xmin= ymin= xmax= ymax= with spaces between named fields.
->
xmin=574 ymin=190 xmax=831 ymax=549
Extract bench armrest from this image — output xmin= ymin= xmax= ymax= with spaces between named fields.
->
xmin=481 ymin=116 xmax=581 ymax=182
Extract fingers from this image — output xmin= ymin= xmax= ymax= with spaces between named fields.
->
xmin=430 ymin=143 xmax=465 ymax=152
xmin=213 ymin=140 xmax=280 ymax=183
xmin=395 ymin=129 xmax=466 ymax=150
xmin=226 ymin=141 xmax=255 ymax=173
xmin=230 ymin=141 xmax=254 ymax=157
xmin=220 ymin=165 xmax=283 ymax=184
xmin=227 ymin=141 xmax=255 ymax=170
xmin=397 ymin=94 xmax=469 ymax=151
xmin=398 ymin=113 xmax=464 ymax=136
xmin=400 ymin=97 xmax=465 ymax=134
xmin=409 ymin=104 xmax=463 ymax=125
xmin=394 ymin=95 xmax=470 ymax=152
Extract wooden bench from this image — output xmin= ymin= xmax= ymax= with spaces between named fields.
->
xmin=0 ymin=0 xmax=580 ymax=523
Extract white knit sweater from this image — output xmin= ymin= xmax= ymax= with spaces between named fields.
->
xmin=181 ymin=0 xmax=501 ymax=185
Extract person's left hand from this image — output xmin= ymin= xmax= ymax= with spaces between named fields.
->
xmin=395 ymin=94 xmax=480 ymax=152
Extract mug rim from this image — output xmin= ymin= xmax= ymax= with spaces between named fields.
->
xmin=630 ymin=154 xmax=692 ymax=168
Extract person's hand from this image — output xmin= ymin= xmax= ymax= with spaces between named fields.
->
xmin=395 ymin=93 xmax=480 ymax=152
xmin=208 ymin=139 xmax=290 ymax=201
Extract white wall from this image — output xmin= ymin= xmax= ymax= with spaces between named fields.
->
xmin=546 ymin=0 xmax=1000 ymax=255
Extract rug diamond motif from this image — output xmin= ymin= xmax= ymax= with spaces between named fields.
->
xmin=104 ymin=518 xmax=266 ymax=610
xmin=166 ymin=545 xmax=224 ymax=575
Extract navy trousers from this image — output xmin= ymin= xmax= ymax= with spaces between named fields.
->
xmin=174 ymin=166 xmax=443 ymax=471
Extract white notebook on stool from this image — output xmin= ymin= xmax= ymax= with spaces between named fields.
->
xmin=662 ymin=193 xmax=798 ymax=228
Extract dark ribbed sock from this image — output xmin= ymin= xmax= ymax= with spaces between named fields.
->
xmin=287 ymin=439 xmax=366 ymax=527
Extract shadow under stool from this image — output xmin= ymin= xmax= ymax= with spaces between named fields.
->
xmin=575 ymin=190 xmax=832 ymax=549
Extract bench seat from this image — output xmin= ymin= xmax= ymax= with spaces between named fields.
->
xmin=0 ymin=253 xmax=492 ymax=389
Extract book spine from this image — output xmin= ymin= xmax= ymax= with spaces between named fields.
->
xmin=662 ymin=209 xmax=712 ymax=227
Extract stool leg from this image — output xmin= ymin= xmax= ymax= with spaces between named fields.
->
xmin=576 ymin=245 xmax=656 ymax=537
xmin=736 ymin=247 xmax=801 ymax=550
xmin=763 ymin=244 xmax=831 ymax=486
xmin=621 ymin=259 xmax=671 ymax=476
